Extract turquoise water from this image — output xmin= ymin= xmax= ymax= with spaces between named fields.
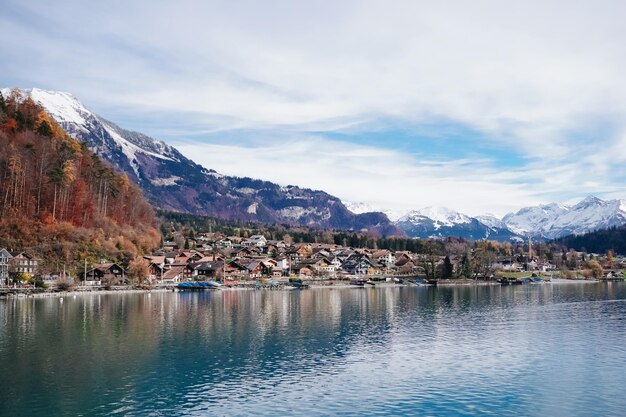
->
xmin=2 ymin=284 xmax=626 ymax=416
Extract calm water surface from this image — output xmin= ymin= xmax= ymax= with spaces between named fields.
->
xmin=2 ymin=283 xmax=626 ymax=416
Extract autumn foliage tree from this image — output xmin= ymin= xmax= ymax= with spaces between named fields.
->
xmin=0 ymin=90 xmax=160 ymax=273
xmin=128 ymin=257 xmax=150 ymax=285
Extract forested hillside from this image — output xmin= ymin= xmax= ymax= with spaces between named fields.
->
xmin=554 ymin=226 xmax=626 ymax=255
xmin=0 ymin=91 xmax=160 ymax=273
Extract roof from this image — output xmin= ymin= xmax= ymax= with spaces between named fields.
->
xmin=162 ymin=266 xmax=185 ymax=280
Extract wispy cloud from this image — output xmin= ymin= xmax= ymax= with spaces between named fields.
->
xmin=2 ymin=0 xmax=626 ymax=215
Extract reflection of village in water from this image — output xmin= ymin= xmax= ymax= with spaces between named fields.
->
xmin=2 ymin=282 xmax=626 ymax=415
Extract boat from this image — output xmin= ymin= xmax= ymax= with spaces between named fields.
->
xmin=365 ymin=280 xmax=376 ymax=286
xmin=350 ymin=277 xmax=366 ymax=287
xmin=177 ymin=281 xmax=222 ymax=290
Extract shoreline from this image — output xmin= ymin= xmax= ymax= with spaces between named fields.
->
xmin=0 ymin=277 xmax=614 ymax=299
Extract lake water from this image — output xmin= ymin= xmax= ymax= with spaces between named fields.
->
xmin=2 ymin=283 xmax=626 ymax=416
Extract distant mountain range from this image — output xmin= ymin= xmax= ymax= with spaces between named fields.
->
xmin=346 ymin=196 xmax=626 ymax=241
xmin=6 ymin=87 xmax=626 ymax=243
xmin=3 ymin=88 xmax=401 ymax=236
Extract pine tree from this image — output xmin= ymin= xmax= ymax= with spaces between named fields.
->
xmin=442 ymin=255 xmax=453 ymax=279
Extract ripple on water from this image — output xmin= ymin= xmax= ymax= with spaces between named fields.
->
xmin=3 ymin=285 xmax=626 ymax=416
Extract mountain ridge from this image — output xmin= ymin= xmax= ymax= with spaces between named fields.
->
xmin=2 ymin=87 xmax=402 ymax=237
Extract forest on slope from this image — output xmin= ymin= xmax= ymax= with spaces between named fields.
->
xmin=553 ymin=226 xmax=626 ymax=255
xmin=0 ymin=90 xmax=160 ymax=274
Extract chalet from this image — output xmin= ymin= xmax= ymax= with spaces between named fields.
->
xmin=296 ymin=258 xmax=336 ymax=276
xmin=225 ymin=260 xmax=248 ymax=278
xmin=234 ymin=247 xmax=262 ymax=259
xmin=144 ymin=256 xmax=166 ymax=280
xmin=291 ymin=264 xmax=313 ymax=277
xmin=495 ymin=256 xmax=523 ymax=272
xmin=395 ymin=257 xmax=416 ymax=274
xmin=161 ymin=266 xmax=185 ymax=283
xmin=243 ymin=260 xmax=274 ymax=278
xmin=243 ymin=235 xmax=267 ymax=248
xmin=341 ymin=254 xmax=379 ymax=275
xmin=311 ymin=248 xmax=333 ymax=260
xmin=372 ymin=250 xmax=396 ymax=268
xmin=10 ymin=252 xmax=39 ymax=276
xmin=85 ymin=263 xmax=126 ymax=284
xmin=267 ymin=240 xmax=288 ymax=249
xmin=216 ymin=238 xmax=234 ymax=249
xmin=285 ymin=244 xmax=311 ymax=262
xmin=0 ymin=248 xmax=13 ymax=285
xmin=273 ymin=257 xmax=289 ymax=270
xmin=194 ymin=261 xmax=226 ymax=278
xmin=334 ymin=249 xmax=355 ymax=263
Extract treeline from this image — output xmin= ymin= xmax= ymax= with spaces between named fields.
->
xmin=554 ymin=226 xmax=626 ymax=255
xmin=161 ymin=210 xmax=458 ymax=254
xmin=0 ymin=90 xmax=160 ymax=273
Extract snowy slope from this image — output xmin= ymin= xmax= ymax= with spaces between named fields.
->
xmin=502 ymin=202 xmax=569 ymax=236
xmin=395 ymin=207 xmax=520 ymax=241
xmin=343 ymin=201 xmax=405 ymax=222
xmin=502 ymin=196 xmax=626 ymax=239
xmin=1 ymin=88 xmax=182 ymax=182
xmin=1 ymin=87 xmax=401 ymax=235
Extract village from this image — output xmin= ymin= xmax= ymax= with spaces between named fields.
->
xmin=2 ymin=231 xmax=626 ymax=291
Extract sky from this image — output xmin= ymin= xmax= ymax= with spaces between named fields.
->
xmin=2 ymin=0 xmax=626 ymax=217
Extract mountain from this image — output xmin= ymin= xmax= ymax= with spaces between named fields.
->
xmin=0 ymin=92 xmax=160 ymax=270
xmin=343 ymin=201 xmax=406 ymax=222
xmin=2 ymin=88 xmax=402 ymax=237
xmin=393 ymin=196 xmax=626 ymax=241
xmin=502 ymin=196 xmax=626 ymax=239
xmin=395 ymin=207 xmax=521 ymax=241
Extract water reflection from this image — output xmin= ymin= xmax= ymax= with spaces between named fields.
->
xmin=2 ymin=284 xmax=626 ymax=416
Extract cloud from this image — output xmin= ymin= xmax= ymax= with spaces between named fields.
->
xmin=3 ymin=0 xmax=626 ymax=214
xmin=176 ymin=136 xmax=544 ymax=217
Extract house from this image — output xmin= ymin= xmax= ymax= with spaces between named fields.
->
xmin=243 ymin=235 xmax=267 ymax=248
xmin=341 ymin=254 xmax=379 ymax=275
xmin=10 ymin=252 xmax=39 ymax=276
xmin=285 ymin=244 xmax=311 ymax=262
xmin=291 ymin=264 xmax=313 ymax=277
xmin=85 ymin=263 xmax=126 ymax=284
xmin=395 ymin=256 xmax=416 ymax=275
xmin=216 ymin=238 xmax=234 ymax=249
xmin=372 ymin=250 xmax=396 ymax=268
xmin=144 ymin=256 xmax=166 ymax=281
xmin=296 ymin=258 xmax=336 ymax=276
xmin=161 ymin=266 xmax=185 ymax=283
xmin=0 ymin=248 xmax=13 ymax=286
xmin=192 ymin=261 xmax=226 ymax=279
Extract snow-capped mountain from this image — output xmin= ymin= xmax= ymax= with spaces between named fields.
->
xmin=3 ymin=87 xmax=401 ymax=235
xmin=394 ymin=196 xmax=626 ymax=241
xmin=343 ymin=201 xmax=405 ymax=222
xmin=395 ymin=207 xmax=521 ymax=241
xmin=475 ymin=214 xmax=507 ymax=230
xmin=501 ymin=202 xmax=569 ymax=236
xmin=503 ymin=196 xmax=626 ymax=239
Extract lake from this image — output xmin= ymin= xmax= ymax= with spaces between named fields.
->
xmin=1 ymin=283 xmax=626 ymax=416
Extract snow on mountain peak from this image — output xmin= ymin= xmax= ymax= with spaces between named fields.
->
xmin=2 ymin=87 xmax=91 ymax=125
xmin=475 ymin=213 xmax=505 ymax=229
xmin=416 ymin=206 xmax=472 ymax=226
xmin=343 ymin=201 xmax=405 ymax=221
xmin=398 ymin=206 xmax=472 ymax=229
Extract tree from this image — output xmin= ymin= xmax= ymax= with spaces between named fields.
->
xmin=441 ymin=255 xmax=453 ymax=279
xmin=128 ymin=257 xmax=150 ymax=285
xmin=584 ymin=259 xmax=603 ymax=279
xmin=459 ymin=254 xmax=472 ymax=279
